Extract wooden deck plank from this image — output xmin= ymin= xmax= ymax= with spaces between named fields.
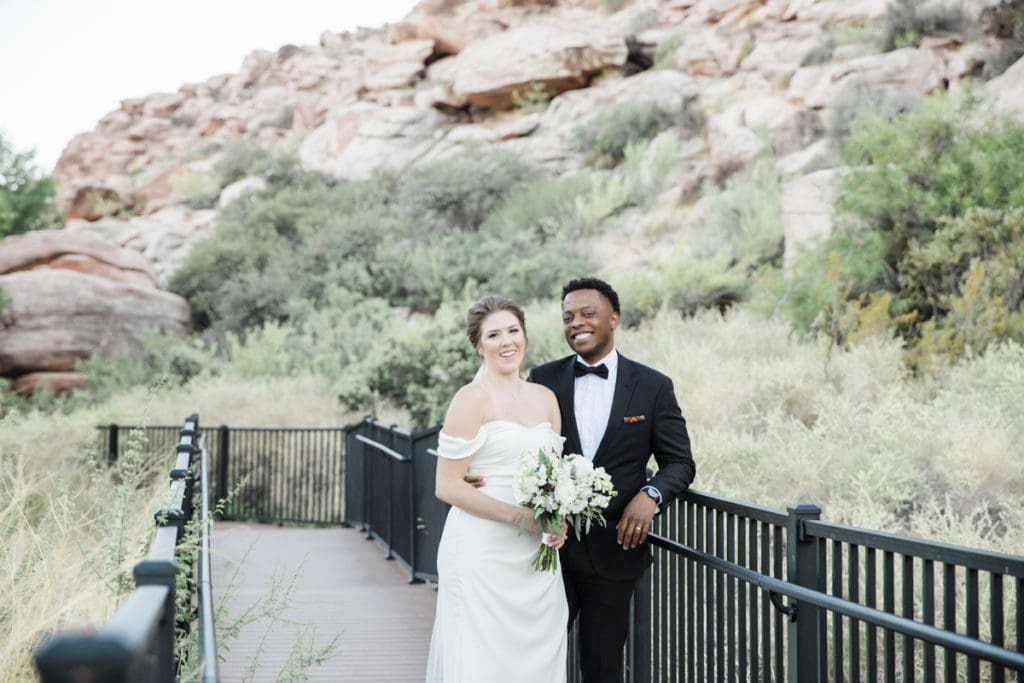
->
xmin=210 ymin=522 xmax=436 ymax=682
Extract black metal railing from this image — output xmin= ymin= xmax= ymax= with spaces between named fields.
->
xmin=35 ymin=415 xmax=219 ymax=682
xmin=101 ymin=423 xmax=347 ymax=525
xmin=344 ymin=417 xmax=444 ymax=583
xmin=347 ymin=417 xmax=1024 ymax=682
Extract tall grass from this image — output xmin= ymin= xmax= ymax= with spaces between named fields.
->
xmin=618 ymin=307 xmax=1024 ymax=555
xmin=0 ymin=375 xmax=370 ymax=680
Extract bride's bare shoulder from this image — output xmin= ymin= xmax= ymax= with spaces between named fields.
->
xmin=443 ymin=382 xmax=487 ymax=438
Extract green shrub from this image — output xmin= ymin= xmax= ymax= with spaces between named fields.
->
xmin=882 ymin=0 xmax=964 ymax=50
xmin=573 ymin=100 xmax=678 ymax=164
xmin=781 ymin=94 xmax=1024 ymax=367
xmin=510 ymin=82 xmax=551 ymax=113
xmin=836 ymin=94 xmax=1024 ymax=293
xmin=78 ymin=331 xmax=219 ymax=401
xmin=170 ymin=170 xmax=220 ymax=209
xmin=0 ymin=133 xmax=60 ymax=237
xmin=398 ymin=148 xmax=534 ymax=233
xmin=213 ymin=141 xmax=273 ymax=186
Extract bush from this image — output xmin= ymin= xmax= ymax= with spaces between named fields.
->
xmin=882 ymin=0 xmax=964 ymax=50
xmin=169 ymin=175 xmax=401 ymax=335
xmin=781 ymin=94 xmax=1024 ymax=368
xmin=170 ymin=147 xmax=586 ymax=333
xmin=0 ymin=134 xmax=60 ymax=237
xmin=397 ymin=147 xmax=534 ymax=233
xmin=170 ymin=170 xmax=220 ymax=209
xmin=573 ymin=100 xmax=679 ymax=164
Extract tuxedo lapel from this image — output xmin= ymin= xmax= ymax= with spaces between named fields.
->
xmin=556 ymin=357 xmax=583 ymax=455
xmin=592 ymin=355 xmax=638 ymax=466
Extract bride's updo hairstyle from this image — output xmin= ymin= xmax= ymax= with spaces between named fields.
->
xmin=466 ymin=295 xmax=527 ymax=355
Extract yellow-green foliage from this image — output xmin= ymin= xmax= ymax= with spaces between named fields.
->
xmin=786 ymin=96 xmax=1024 ymax=369
xmin=170 ymin=170 xmax=221 ymax=210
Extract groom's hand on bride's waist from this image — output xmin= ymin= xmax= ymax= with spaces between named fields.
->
xmin=616 ymin=493 xmax=658 ymax=549
xmin=464 ymin=474 xmax=486 ymax=488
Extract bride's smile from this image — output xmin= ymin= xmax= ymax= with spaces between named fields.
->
xmin=477 ymin=310 xmax=526 ymax=372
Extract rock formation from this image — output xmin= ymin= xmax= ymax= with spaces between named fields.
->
xmin=13 ymin=0 xmax=1023 ymax=396
xmin=0 ymin=231 xmax=191 ymax=394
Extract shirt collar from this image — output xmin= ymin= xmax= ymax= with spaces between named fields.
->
xmin=576 ymin=348 xmax=618 ymax=373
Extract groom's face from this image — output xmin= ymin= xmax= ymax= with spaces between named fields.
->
xmin=562 ymin=288 xmax=618 ymax=363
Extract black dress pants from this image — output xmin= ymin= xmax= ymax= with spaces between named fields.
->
xmin=563 ymin=552 xmax=637 ymax=683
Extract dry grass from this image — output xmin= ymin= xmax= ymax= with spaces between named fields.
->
xmin=0 ymin=374 xmax=383 ymax=680
xmin=618 ymin=307 xmax=1024 ymax=556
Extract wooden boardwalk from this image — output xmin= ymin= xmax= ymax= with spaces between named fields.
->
xmin=210 ymin=522 xmax=437 ymax=682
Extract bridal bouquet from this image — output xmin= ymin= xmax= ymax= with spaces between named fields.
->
xmin=512 ymin=446 xmax=617 ymax=572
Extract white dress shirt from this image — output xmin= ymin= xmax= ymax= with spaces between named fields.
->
xmin=574 ymin=349 xmax=618 ymax=461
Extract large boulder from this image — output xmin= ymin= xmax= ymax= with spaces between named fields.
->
xmin=786 ymin=47 xmax=947 ymax=109
xmin=446 ymin=10 xmax=628 ymax=109
xmin=300 ymin=104 xmax=448 ymax=180
xmin=0 ymin=269 xmax=191 ymax=377
xmin=64 ymin=206 xmax=216 ymax=286
xmin=0 ymin=229 xmax=159 ymax=288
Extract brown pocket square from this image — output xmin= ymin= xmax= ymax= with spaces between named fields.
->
xmin=623 ymin=415 xmax=646 ymax=424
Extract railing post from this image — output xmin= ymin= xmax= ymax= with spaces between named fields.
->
xmin=787 ymin=503 xmax=826 ymax=683
xmin=217 ymin=425 xmax=230 ymax=514
xmin=108 ymin=423 xmax=119 ymax=465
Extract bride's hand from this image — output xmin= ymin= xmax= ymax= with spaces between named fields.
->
xmin=542 ymin=520 xmax=569 ymax=550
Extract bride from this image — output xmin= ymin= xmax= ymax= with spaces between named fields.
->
xmin=425 ymin=294 xmax=569 ymax=682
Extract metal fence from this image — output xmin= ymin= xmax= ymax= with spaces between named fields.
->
xmin=348 ymin=417 xmax=1024 ymax=682
xmin=35 ymin=415 xmax=219 ymax=683
xmin=102 ymin=423 xmax=347 ymax=525
xmin=344 ymin=417 xmax=444 ymax=583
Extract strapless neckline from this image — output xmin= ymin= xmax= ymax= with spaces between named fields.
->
xmin=481 ymin=419 xmax=552 ymax=431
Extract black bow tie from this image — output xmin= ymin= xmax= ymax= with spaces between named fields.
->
xmin=574 ymin=361 xmax=609 ymax=379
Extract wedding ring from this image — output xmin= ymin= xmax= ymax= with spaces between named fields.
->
xmin=634 ymin=526 xmax=642 ymax=531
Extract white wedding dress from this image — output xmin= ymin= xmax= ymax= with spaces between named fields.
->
xmin=425 ymin=420 xmax=568 ymax=683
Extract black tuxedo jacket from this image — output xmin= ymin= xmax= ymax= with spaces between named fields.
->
xmin=528 ymin=353 xmax=695 ymax=581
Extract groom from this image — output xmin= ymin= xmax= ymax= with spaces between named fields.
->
xmin=527 ymin=277 xmax=696 ymax=683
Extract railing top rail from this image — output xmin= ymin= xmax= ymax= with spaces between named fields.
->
xmin=352 ymin=416 xmax=441 ymax=440
xmin=649 ymin=533 xmax=1024 ymax=670
xmin=354 ymin=433 xmax=412 ymax=462
xmin=196 ymin=433 xmax=219 ymax=683
xmin=681 ymin=489 xmax=788 ymax=526
xmin=803 ymin=518 xmax=1024 ymax=575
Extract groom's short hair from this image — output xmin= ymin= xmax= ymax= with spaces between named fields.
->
xmin=562 ymin=277 xmax=620 ymax=314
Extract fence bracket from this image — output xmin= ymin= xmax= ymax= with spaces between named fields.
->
xmin=768 ymin=590 xmax=796 ymax=622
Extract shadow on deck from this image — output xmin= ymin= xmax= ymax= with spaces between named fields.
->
xmin=211 ymin=523 xmax=436 ymax=682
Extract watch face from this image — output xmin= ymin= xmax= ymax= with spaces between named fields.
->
xmin=645 ymin=488 xmax=658 ymax=500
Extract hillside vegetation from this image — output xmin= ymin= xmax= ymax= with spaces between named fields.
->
xmin=4 ymin=2 xmax=1024 ymax=677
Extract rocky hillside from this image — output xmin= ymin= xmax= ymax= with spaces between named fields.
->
xmin=3 ymin=0 xmax=1024 ymax=394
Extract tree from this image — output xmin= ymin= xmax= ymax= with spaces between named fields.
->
xmin=0 ymin=133 xmax=60 ymax=237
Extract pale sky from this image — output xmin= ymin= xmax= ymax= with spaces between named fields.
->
xmin=0 ymin=0 xmax=419 ymax=172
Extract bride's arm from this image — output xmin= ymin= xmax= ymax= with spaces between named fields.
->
xmin=434 ymin=386 xmax=538 ymax=531
xmin=436 ymin=458 xmax=536 ymax=530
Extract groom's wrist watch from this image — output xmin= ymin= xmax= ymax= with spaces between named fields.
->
xmin=641 ymin=485 xmax=662 ymax=512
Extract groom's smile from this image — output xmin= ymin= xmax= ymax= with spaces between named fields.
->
xmin=562 ymin=289 xmax=619 ymax=363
